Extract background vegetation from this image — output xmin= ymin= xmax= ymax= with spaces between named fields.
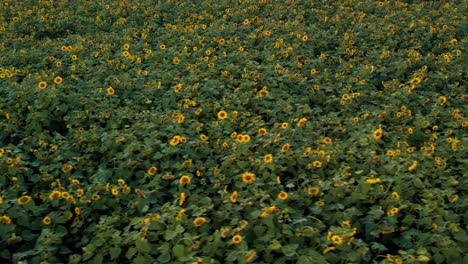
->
xmin=0 ymin=0 xmax=466 ymax=263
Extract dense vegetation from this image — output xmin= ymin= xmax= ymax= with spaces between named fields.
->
xmin=0 ymin=0 xmax=466 ymax=263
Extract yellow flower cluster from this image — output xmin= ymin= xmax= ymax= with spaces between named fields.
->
xmin=261 ymin=206 xmax=280 ymax=217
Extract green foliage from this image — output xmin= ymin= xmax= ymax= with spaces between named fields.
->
xmin=0 ymin=0 xmax=466 ymax=263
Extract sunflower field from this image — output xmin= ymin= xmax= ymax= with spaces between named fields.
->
xmin=0 ymin=0 xmax=466 ymax=263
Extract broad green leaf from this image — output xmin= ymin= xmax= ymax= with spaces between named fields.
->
xmin=89 ymin=254 xmax=103 ymax=264
xmin=269 ymin=239 xmax=281 ymax=250
xmin=126 ymin=247 xmax=137 ymax=259
xmin=164 ymin=230 xmax=177 ymax=241
xmin=226 ymin=251 xmax=238 ymax=261
xmin=172 ymin=244 xmax=186 ymax=258
xmin=281 ymin=244 xmax=299 ymax=257
xmin=133 ymin=254 xmax=150 ymax=264
xmin=175 ymin=224 xmax=185 ymax=234
xmin=453 ymin=230 xmax=467 ymax=242
xmin=110 ymin=247 xmax=121 ymax=260
xmin=135 ymin=239 xmax=151 ymax=254
xmin=158 ymin=251 xmax=171 ymax=263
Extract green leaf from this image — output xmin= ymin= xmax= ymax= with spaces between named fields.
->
xmin=164 ymin=230 xmax=177 ymax=241
xmin=298 ymin=250 xmax=327 ymax=264
xmin=269 ymin=239 xmax=281 ymax=250
xmin=368 ymin=208 xmax=384 ymax=219
xmin=135 ymin=239 xmax=151 ymax=254
xmin=172 ymin=244 xmax=186 ymax=258
xmin=253 ymin=225 xmax=266 ymax=237
xmin=453 ymin=230 xmax=467 ymax=242
xmin=226 ymin=251 xmax=238 ymax=261
xmin=281 ymin=244 xmax=299 ymax=257
xmin=55 ymin=225 xmax=69 ymax=237
xmin=126 ymin=247 xmax=137 ymax=259
xmin=89 ymin=254 xmax=103 ymax=264
xmin=133 ymin=254 xmax=150 ymax=264
xmin=68 ymin=254 xmax=82 ymax=264
xmin=110 ymin=247 xmax=121 ymax=260
xmin=175 ymin=224 xmax=185 ymax=234
xmin=265 ymin=215 xmax=276 ymax=228
xmin=59 ymin=246 xmax=72 ymax=254
xmin=157 ymin=251 xmax=171 ymax=263
xmin=250 ymin=210 xmax=262 ymax=218
xmin=21 ymin=230 xmax=37 ymax=241
xmin=413 ymin=178 xmax=425 ymax=189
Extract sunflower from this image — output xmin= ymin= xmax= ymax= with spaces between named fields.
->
xmin=61 ymin=192 xmax=72 ymax=200
xmin=61 ymin=164 xmax=73 ymax=173
xmin=193 ymin=217 xmax=206 ymax=227
xmin=315 ymin=201 xmax=325 ymax=206
xmin=54 ymin=76 xmax=63 ymax=85
xmin=42 ymin=216 xmax=52 ymax=225
xmin=106 ymin=87 xmax=115 ymax=95
xmin=0 ymin=215 xmax=12 ymax=224
xmin=297 ymin=118 xmax=307 ymax=127
xmin=217 ymin=110 xmax=228 ymax=120
xmin=38 ymin=81 xmax=47 ymax=90
xmin=241 ymin=172 xmax=256 ymax=184
xmin=373 ymin=125 xmax=383 ymax=140
xmin=278 ymin=191 xmax=288 ymax=200
xmin=173 ymin=209 xmax=185 ymax=222
xmin=322 ymin=247 xmax=335 ymax=254
xmin=258 ymin=89 xmax=268 ymax=97
xmin=331 ymin=235 xmax=343 ymax=245
xmin=387 ymin=208 xmax=399 ymax=216
xmin=17 ymin=195 xmax=31 ymax=205
xmin=76 ymin=189 xmax=84 ymax=197
xmin=147 ymin=166 xmax=157 ymax=176
xmin=169 ymin=135 xmax=180 ymax=146
xmin=258 ymin=128 xmax=267 ymax=135
xmin=312 ymin=160 xmax=322 ymax=168
xmin=179 ymin=192 xmax=186 ymax=206
xmin=229 ymin=191 xmax=238 ymax=203
xmin=246 ymin=250 xmax=256 ymax=263
xmin=263 ymin=154 xmax=273 ymax=163
xmin=232 ymin=235 xmax=242 ymax=244
xmin=366 ymin=178 xmax=381 ymax=184
xmin=49 ymin=190 xmax=62 ymax=200
xmin=308 ymin=187 xmax=320 ymax=196
xmin=179 ymin=175 xmax=191 ymax=185
xmin=174 ymin=83 xmax=183 ymax=93
xmin=407 ymin=160 xmax=418 ymax=171
xmin=410 ymin=77 xmax=422 ymax=85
